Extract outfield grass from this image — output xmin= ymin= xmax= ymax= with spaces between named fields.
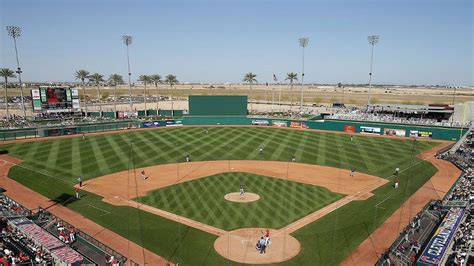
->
xmin=0 ymin=127 xmax=439 ymax=265
xmin=138 ymin=172 xmax=344 ymax=230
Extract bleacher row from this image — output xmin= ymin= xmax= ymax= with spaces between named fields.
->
xmin=0 ymin=194 xmax=127 ymax=265
xmin=378 ymin=129 xmax=473 ymax=266
xmin=327 ymin=112 xmax=472 ymax=128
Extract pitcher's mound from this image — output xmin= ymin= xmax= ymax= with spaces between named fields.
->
xmin=224 ymin=192 xmax=260 ymax=202
xmin=214 ymin=228 xmax=301 ymax=264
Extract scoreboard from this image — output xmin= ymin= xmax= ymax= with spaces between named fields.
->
xmin=31 ymin=87 xmax=81 ymax=113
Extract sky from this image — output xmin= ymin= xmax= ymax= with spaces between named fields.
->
xmin=1 ymin=0 xmax=473 ymax=85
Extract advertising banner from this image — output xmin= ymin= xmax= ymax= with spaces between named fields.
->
xmin=71 ymin=89 xmax=79 ymax=97
xmin=40 ymin=88 xmax=47 ymax=102
xmin=252 ymin=119 xmax=270 ymax=126
xmin=290 ymin=121 xmax=307 ymax=128
xmin=66 ymin=89 xmax=72 ymax=102
xmin=31 ymin=89 xmax=40 ymax=100
xmin=32 ymin=100 xmax=42 ymax=111
xmin=344 ymin=125 xmax=355 ymax=133
xmin=72 ymin=99 xmax=80 ymax=110
xmin=418 ymin=208 xmax=465 ymax=265
xmin=9 ymin=218 xmax=84 ymax=264
xmin=143 ymin=121 xmax=163 ymax=128
xmin=165 ymin=120 xmax=183 ymax=127
xmin=272 ymin=120 xmax=287 ymax=127
xmin=410 ymin=130 xmax=433 ymax=139
xmin=360 ymin=126 xmax=381 ymax=134
xmin=384 ymin=128 xmax=406 ymax=137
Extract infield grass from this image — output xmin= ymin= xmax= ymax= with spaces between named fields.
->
xmin=138 ymin=172 xmax=344 ymax=230
xmin=1 ymin=127 xmax=439 ymax=265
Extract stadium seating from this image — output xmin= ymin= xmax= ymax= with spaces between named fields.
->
xmin=378 ymin=128 xmax=473 ymax=265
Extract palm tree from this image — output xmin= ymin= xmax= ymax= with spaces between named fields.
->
xmin=285 ymin=72 xmax=298 ymax=112
xmin=88 ymin=73 xmax=105 ymax=114
xmin=150 ymin=74 xmax=162 ymax=112
xmin=138 ymin=75 xmax=152 ymax=115
xmin=164 ymin=75 xmax=178 ymax=118
xmin=243 ymin=72 xmax=257 ymax=112
xmin=0 ymin=68 xmax=16 ymax=120
xmin=74 ymin=70 xmax=90 ymax=116
xmin=108 ymin=74 xmax=124 ymax=116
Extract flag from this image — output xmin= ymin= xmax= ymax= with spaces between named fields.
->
xmin=273 ymin=73 xmax=278 ymax=82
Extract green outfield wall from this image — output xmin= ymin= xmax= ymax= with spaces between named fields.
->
xmin=182 ymin=116 xmax=467 ymax=141
xmin=189 ymin=96 xmax=247 ymax=116
xmin=1 ymin=116 xmax=467 ymax=141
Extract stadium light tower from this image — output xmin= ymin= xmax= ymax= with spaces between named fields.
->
xmin=122 ymin=35 xmax=133 ymax=112
xmin=366 ymin=35 xmax=380 ymax=111
xmin=6 ymin=25 xmax=26 ymax=118
xmin=298 ymin=37 xmax=309 ymax=115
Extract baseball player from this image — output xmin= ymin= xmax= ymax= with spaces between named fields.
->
xmin=350 ymin=135 xmax=354 ymax=142
xmin=140 ymin=170 xmax=148 ymax=180
xmin=240 ymin=184 xmax=245 ymax=197
xmin=77 ymin=176 xmax=83 ymax=187
xmin=264 ymin=229 xmax=271 ymax=246
xmin=395 ymin=167 xmax=400 ymax=176
xmin=75 ymin=187 xmax=81 ymax=199
xmin=291 ymin=156 xmax=296 ymax=162
xmin=185 ymin=154 xmax=190 ymax=162
xmin=350 ymin=167 xmax=356 ymax=177
xmin=259 ymin=146 xmax=264 ymax=154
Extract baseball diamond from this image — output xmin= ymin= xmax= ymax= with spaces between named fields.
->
xmin=0 ymin=126 xmax=447 ymax=265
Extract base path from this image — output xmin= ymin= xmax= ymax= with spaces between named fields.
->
xmin=82 ymin=160 xmax=385 ymax=200
xmin=341 ymin=142 xmax=460 ymax=266
xmin=0 ymin=155 xmax=172 ymax=266
xmin=82 ymin=160 xmax=387 ymax=264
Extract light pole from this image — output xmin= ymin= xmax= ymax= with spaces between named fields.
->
xmin=6 ymin=25 xmax=26 ymax=118
xmin=298 ymin=37 xmax=309 ymax=116
xmin=122 ymin=35 xmax=133 ymax=112
xmin=366 ymin=35 xmax=379 ymax=111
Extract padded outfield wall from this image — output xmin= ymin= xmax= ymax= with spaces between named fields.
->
xmin=181 ymin=116 xmax=468 ymax=141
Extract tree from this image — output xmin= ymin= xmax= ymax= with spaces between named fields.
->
xmin=75 ymin=70 xmax=90 ymax=116
xmin=243 ymin=72 xmax=257 ymax=112
xmin=0 ymin=68 xmax=16 ymax=120
xmin=138 ymin=75 xmax=152 ymax=115
xmin=285 ymin=72 xmax=298 ymax=112
xmin=108 ymin=74 xmax=124 ymax=116
xmin=150 ymin=74 xmax=162 ymax=112
xmin=164 ymin=75 xmax=178 ymax=118
xmin=88 ymin=73 xmax=105 ymax=114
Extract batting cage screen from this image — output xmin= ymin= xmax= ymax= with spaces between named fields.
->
xmin=188 ymin=95 xmax=248 ymax=116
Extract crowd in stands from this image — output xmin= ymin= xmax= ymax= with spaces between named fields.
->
xmin=0 ymin=114 xmax=126 ymax=130
xmin=0 ymin=221 xmax=53 ymax=265
xmin=379 ymin=128 xmax=473 ymax=266
xmin=0 ymin=195 xmax=31 ymax=218
xmin=0 ymin=195 xmax=126 ymax=265
xmin=445 ymin=208 xmax=472 ymax=265
xmin=327 ymin=111 xmax=472 ymax=127
xmin=381 ymin=200 xmax=443 ymax=265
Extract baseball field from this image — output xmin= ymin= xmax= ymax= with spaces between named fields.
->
xmin=0 ymin=126 xmax=440 ymax=265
